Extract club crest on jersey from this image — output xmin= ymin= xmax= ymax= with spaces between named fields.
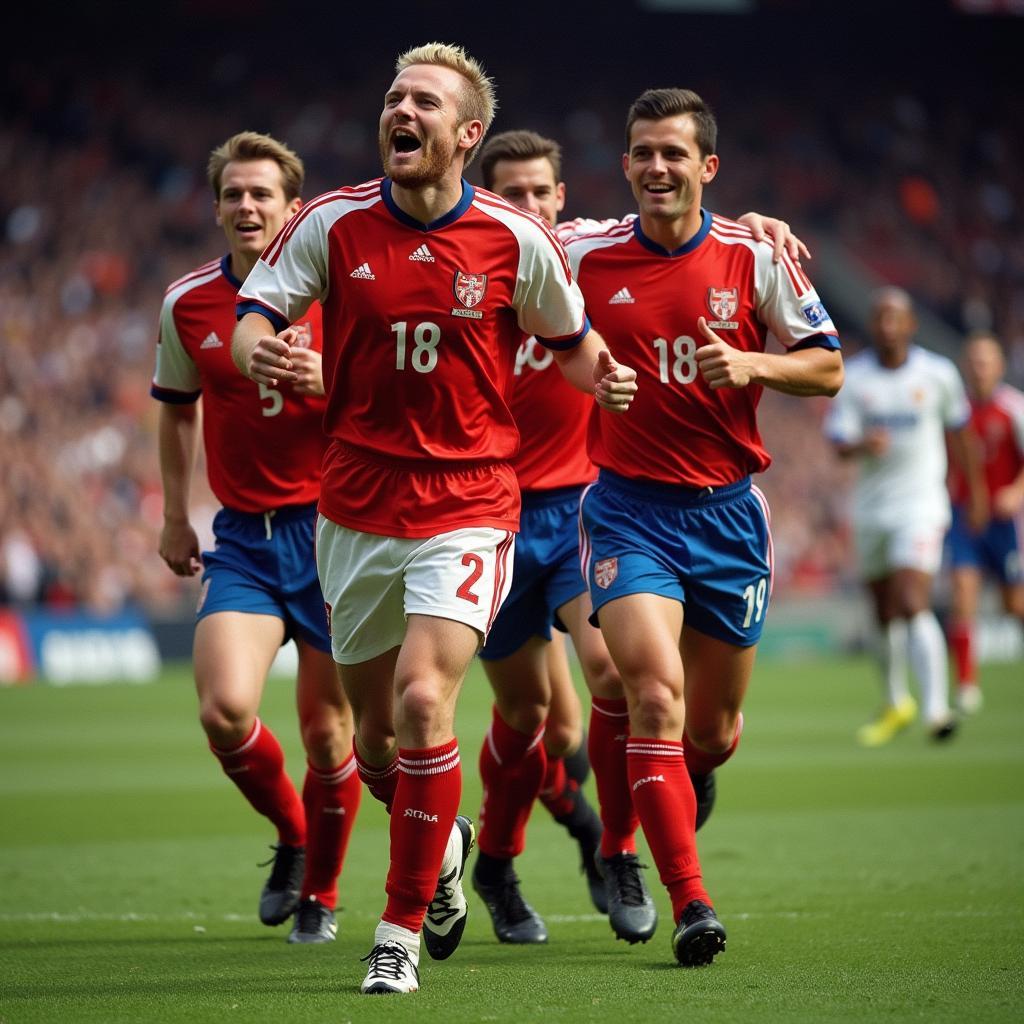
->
xmin=451 ymin=270 xmax=487 ymax=320
xmin=707 ymin=287 xmax=739 ymax=329
xmin=594 ymin=557 xmax=618 ymax=590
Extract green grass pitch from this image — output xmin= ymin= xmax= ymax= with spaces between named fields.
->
xmin=1 ymin=654 xmax=1021 ymax=1023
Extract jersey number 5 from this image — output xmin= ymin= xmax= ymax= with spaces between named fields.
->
xmin=258 ymin=383 xmax=283 ymax=417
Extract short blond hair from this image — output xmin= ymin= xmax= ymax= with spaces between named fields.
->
xmin=207 ymin=131 xmax=305 ymax=201
xmin=395 ymin=42 xmax=497 ymax=165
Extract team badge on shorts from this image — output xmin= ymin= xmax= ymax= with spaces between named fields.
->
xmin=452 ymin=270 xmax=487 ymax=320
xmin=707 ymin=287 xmax=739 ymax=329
xmin=594 ymin=557 xmax=619 ymax=589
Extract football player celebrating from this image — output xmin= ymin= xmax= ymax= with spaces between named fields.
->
xmin=569 ymin=88 xmax=843 ymax=967
xmin=233 ymin=44 xmax=636 ymax=995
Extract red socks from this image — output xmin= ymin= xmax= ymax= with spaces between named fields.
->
xmin=301 ymin=754 xmax=362 ymax=908
xmin=683 ymin=713 xmax=744 ymax=776
xmin=354 ymin=743 xmax=399 ymax=812
xmin=210 ymin=718 xmax=305 ymax=847
xmin=626 ymin=737 xmax=710 ymax=920
xmin=589 ymin=697 xmax=638 ymax=857
xmin=948 ymin=621 xmax=977 ymax=688
xmin=383 ymin=739 xmax=462 ymax=932
xmin=478 ymin=706 xmax=547 ymax=859
xmin=538 ymin=756 xmax=578 ymax=820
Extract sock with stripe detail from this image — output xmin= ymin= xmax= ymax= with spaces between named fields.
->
xmin=210 ymin=718 xmax=305 ymax=846
xmin=626 ymin=737 xmax=710 ymax=920
xmin=589 ymin=696 xmax=638 ymax=858
xmin=383 ymin=739 xmax=462 ymax=932
xmin=301 ymin=753 xmax=362 ymax=907
xmin=477 ymin=707 xmax=547 ymax=859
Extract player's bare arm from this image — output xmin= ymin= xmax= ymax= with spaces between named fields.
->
xmin=232 ymin=312 xmax=299 ymax=386
xmin=552 ymin=329 xmax=638 ymax=413
xmin=695 ymin=316 xmax=842 ymax=396
xmin=287 ymin=344 xmax=326 ymax=397
xmin=736 ymin=212 xmax=811 ymax=264
xmin=157 ymin=401 xmax=202 ymax=577
xmin=948 ymin=424 xmax=990 ymax=531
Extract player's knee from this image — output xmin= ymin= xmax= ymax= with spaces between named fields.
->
xmin=686 ymin=718 xmax=735 ymax=755
xmin=198 ymin=700 xmax=254 ymax=747
xmin=629 ymin=686 xmax=681 ymax=735
xmin=543 ymin=719 xmax=581 ymax=759
xmin=300 ymin=713 xmax=350 ymax=764
xmin=497 ymin=698 xmax=548 ymax=736
xmin=580 ymin=650 xmax=622 ymax=699
xmin=397 ymin=680 xmax=447 ymax=734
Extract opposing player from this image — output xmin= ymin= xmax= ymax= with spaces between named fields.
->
xmin=152 ymin=132 xmax=361 ymax=944
xmin=232 ymin=45 xmax=636 ymax=995
xmin=568 ymin=88 xmax=843 ymax=967
xmin=825 ymin=287 xmax=986 ymax=744
xmin=946 ymin=331 xmax=1024 ymax=712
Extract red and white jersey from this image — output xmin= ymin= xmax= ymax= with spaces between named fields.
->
xmin=949 ymin=383 xmax=1024 ymax=509
xmin=152 ymin=254 xmax=326 ymax=513
xmin=567 ymin=210 xmax=839 ymax=487
xmin=509 ymin=335 xmax=595 ymax=491
xmin=238 ymin=178 xmax=589 ymax=538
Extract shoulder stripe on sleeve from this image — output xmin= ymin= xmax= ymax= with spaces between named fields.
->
xmin=163 ymin=258 xmax=222 ymax=297
xmin=472 ymin=189 xmax=572 ymax=281
xmin=780 ymin=251 xmax=813 ymax=297
xmin=265 ymin=180 xmax=383 ymax=266
xmin=710 ymin=214 xmax=755 ymax=238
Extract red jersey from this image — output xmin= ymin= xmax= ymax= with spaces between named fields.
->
xmin=567 ymin=211 xmax=840 ymax=487
xmin=509 ymin=336 xmax=595 ymax=491
xmin=152 ymin=254 xmax=326 ymax=513
xmin=238 ymin=179 xmax=589 ymax=538
xmin=949 ymin=383 xmax=1024 ymax=510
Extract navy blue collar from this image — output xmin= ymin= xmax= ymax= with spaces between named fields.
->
xmin=221 ymin=254 xmax=243 ymax=289
xmin=632 ymin=208 xmax=712 ymax=257
xmin=381 ymin=178 xmax=475 ymax=232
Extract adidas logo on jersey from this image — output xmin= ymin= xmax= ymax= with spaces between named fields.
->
xmin=200 ymin=332 xmax=223 ymax=349
xmin=609 ymin=287 xmax=635 ymax=304
xmin=409 ymin=244 xmax=435 ymax=262
xmin=350 ymin=262 xmax=375 ymax=280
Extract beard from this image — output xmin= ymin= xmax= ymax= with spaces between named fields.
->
xmin=379 ymin=127 xmax=457 ymax=188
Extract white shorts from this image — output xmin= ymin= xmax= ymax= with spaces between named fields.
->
xmin=855 ymin=520 xmax=947 ymax=580
xmin=315 ymin=517 xmax=516 ymax=665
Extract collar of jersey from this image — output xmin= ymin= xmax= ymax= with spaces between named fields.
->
xmin=381 ymin=178 xmax=474 ymax=232
xmin=220 ymin=254 xmax=243 ymax=289
xmin=632 ymin=208 xmax=712 ymax=257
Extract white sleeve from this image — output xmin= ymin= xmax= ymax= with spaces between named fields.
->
xmin=939 ymin=358 xmax=971 ymax=430
xmin=237 ymin=212 xmax=327 ymax=328
xmin=512 ymin=223 xmax=588 ymax=347
xmin=153 ymin=295 xmax=200 ymax=395
xmin=754 ymin=246 xmax=839 ymax=349
xmin=1009 ymin=389 xmax=1024 ymax=455
xmin=823 ymin=375 xmax=863 ymax=444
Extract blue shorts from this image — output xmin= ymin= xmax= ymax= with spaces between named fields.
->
xmin=580 ymin=470 xmax=773 ymax=647
xmin=947 ymin=505 xmax=1023 ymax=585
xmin=198 ymin=502 xmax=331 ymax=653
xmin=480 ymin=485 xmax=587 ymax=661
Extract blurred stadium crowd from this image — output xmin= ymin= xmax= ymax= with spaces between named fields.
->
xmin=1 ymin=7 xmax=1020 ymax=615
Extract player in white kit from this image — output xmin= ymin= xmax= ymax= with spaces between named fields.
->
xmin=825 ymin=287 xmax=987 ymax=744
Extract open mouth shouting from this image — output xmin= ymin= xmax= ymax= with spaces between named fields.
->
xmin=391 ymin=128 xmax=423 ymax=157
